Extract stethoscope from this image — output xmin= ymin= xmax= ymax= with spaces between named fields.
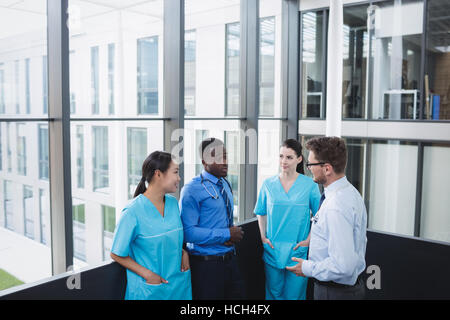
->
xmin=200 ymin=173 xmax=233 ymax=226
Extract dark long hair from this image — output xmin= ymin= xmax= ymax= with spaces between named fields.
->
xmin=133 ymin=151 xmax=173 ymax=198
xmin=281 ymin=139 xmax=305 ymax=175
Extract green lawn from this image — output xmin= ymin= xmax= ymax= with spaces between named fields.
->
xmin=0 ymin=269 xmax=24 ymax=291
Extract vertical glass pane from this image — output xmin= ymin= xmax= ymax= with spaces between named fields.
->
xmin=369 ymin=0 xmax=423 ymax=120
xmin=72 ymin=200 xmax=86 ymax=262
xmin=137 ymin=37 xmax=158 ymax=115
xmin=368 ymin=141 xmax=418 ymax=236
xmin=420 ymin=144 xmax=450 ymax=243
xmin=91 ymin=46 xmax=99 ymax=115
xmin=76 ymin=125 xmax=84 ymax=189
xmin=260 ymin=0 xmax=282 ymax=118
xmin=343 ymin=4 xmax=369 ymax=119
xmin=38 ymin=124 xmax=49 ymax=180
xmin=185 ymin=30 xmax=196 ymax=116
xmin=185 ymin=0 xmax=240 ymax=118
xmin=259 ymin=17 xmax=275 ymax=117
xmin=127 ymin=127 xmax=147 ymax=199
xmin=424 ymin=0 xmax=450 ymax=120
xmin=69 ymin=0 xmax=164 ymax=118
xmin=23 ymin=185 xmax=34 ymax=239
xmin=102 ymin=205 xmax=116 ymax=261
xmin=0 ymin=1 xmax=50 ymax=293
xmin=195 ymin=129 xmax=209 ymax=176
xmin=257 ymin=120 xmax=282 ymax=193
xmin=301 ymin=11 xmax=325 ymax=119
xmin=226 ymin=22 xmax=240 ymax=116
xmin=92 ymin=126 xmax=109 ymax=193
xmin=39 ymin=189 xmax=49 ymax=246
xmin=345 ymin=138 xmax=366 ymax=196
xmin=224 ymin=131 xmax=240 ymax=213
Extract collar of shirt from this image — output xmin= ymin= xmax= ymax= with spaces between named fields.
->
xmin=323 ymin=176 xmax=349 ymax=199
xmin=202 ymin=169 xmax=221 ymax=185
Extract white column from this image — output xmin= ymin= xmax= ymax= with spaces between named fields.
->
xmin=325 ymin=0 xmax=343 ymax=137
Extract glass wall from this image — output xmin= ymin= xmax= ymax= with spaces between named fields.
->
xmin=0 ymin=0 xmax=51 ymax=291
xmin=300 ymin=11 xmax=325 ymax=119
xmin=424 ymin=0 xmax=450 ymax=120
xmin=226 ymin=22 xmax=240 ymax=116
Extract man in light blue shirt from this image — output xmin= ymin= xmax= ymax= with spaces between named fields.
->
xmin=180 ymin=137 xmax=244 ymax=299
xmin=286 ymin=137 xmax=367 ymax=300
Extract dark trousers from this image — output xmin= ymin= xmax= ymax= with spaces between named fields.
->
xmin=189 ymin=255 xmax=245 ymax=300
xmin=313 ymin=276 xmax=366 ymax=300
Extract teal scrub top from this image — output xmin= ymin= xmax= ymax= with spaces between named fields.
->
xmin=111 ymin=194 xmax=192 ymax=300
xmin=254 ymin=174 xmax=321 ymax=269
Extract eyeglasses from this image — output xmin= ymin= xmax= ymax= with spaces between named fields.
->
xmin=306 ymin=162 xmax=326 ymax=169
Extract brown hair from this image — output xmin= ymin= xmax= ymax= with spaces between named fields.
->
xmin=305 ymin=136 xmax=347 ymax=174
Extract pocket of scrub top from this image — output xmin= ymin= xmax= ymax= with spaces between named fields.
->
xmin=140 ymin=279 xmax=167 ymax=300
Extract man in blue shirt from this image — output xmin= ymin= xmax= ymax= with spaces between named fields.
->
xmin=180 ymin=137 xmax=244 ymax=299
xmin=286 ymin=136 xmax=367 ymax=300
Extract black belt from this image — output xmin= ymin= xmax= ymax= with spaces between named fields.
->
xmin=314 ymin=273 xmax=363 ymax=289
xmin=189 ymin=251 xmax=235 ymax=262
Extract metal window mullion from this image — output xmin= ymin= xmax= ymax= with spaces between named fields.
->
xmin=414 ymin=142 xmax=424 ymax=237
xmin=163 ymin=0 xmax=184 ymax=196
xmin=239 ymin=0 xmax=259 ymax=221
xmin=419 ymin=0 xmax=428 ymax=120
xmin=47 ymin=0 xmax=73 ymax=275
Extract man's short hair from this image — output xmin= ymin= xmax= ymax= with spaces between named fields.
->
xmin=199 ymin=137 xmax=224 ymax=161
xmin=305 ymin=136 xmax=347 ymax=174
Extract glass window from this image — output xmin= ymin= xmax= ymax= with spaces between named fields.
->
xmin=0 ymin=64 xmax=5 ymax=113
xmin=185 ymin=30 xmax=196 ymax=116
xmin=108 ymin=43 xmax=115 ymax=115
xmin=15 ymin=60 xmax=20 ymax=114
xmin=301 ymin=11 xmax=326 ymax=119
xmin=38 ymin=124 xmax=49 ymax=180
xmin=127 ymin=128 xmax=147 ymax=199
xmin=72 ymin=200 xmax=86 ymax=262
xmin=23 ymin=185 xmax=34 ymax=240
xmin=369 ymin=0 xmax=423 ymax=120
xmin=226 ymin=22 xmax=240 ymax=116
xmin=17 ymin=123 xmax=26 ymax=176
xmin=224 ymin=131 xmax=240 ymax=213
xmin=260 ymin=17 xmax=276 ymax=117
xmin=195 ymin=129 xmax=209 ymax=176
xmin=25 ymin=58 xmax=30 ymax=114
xmin=420 ymin=143 xmax=450 ymax=243
xmin=69 ymin=51 xmax=76 ymax=114
xmin=424 ymin=0 xmax=450 ymax=120
xmin=91 ymin=46 xmax=99 ymax=115
xmin=39 ymin=189 xmax=49 ymax=246
xmin=258 ymin=120 xmax=282 ymax=192
xmin=368 ymin=140 xmax=418 ymax=236
xmin=343 ymin=4 xmax=369 ymax=119
xmin=43 ymin=56 xmax=48 ymax=115
xmin=137 ymin=36 xmax=159 ymax=115
xmin=345 ymin=138 xmax=366 ymax=196
xmin=76 ymin=125 xmax=84 ymax=189
xmin=92 ymin=126 xmax=109 ymax=193
xmin=102 ymin=205 xmax=116 ymax=261
xmin=6 ymin=123 xmax=12 ymax=173
xmin=3 ymin=180 xmax=14 ymax=231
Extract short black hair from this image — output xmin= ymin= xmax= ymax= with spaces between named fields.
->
xmin=199 ymin=137 xmax=224 ymax=160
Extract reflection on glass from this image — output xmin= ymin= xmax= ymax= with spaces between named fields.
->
xmin=38 ymin=124 xmax=49 ymax=180
xmin=137 ymin=37 xmax=159 ymax=115
xmin=16 ymin=123 xmax=26 ymax=176
xmin=424 ymin=0 xmax=450 ymax=120
xmin=23 ymin=185 xmax=34 ymax=240
xmin=127 ymin=128 xmax=147 ymax=199
xmin=91 ymin=46 xmax=99 ymax=115
xmin=226 ymin=22 xmax=240 ymax=116
xmin=260 ymin=17 xmax=275 ymax=117
xmin=301 ymin=11 xmax=325 ymax=118
xmin=420 ymin=144 xmax=450 ymax=242
xmin=102 ymin=205 xmax=116 ymax=261
xmin=369 ymin=0 xmax=423 ymax=120
xmin=343 ymin=5 xmax=369 ymax=119
xmin=92 ymin=126 xmax=109 ymax=193
xmin=108 ymin=43 xmax=115 ymax=115
xmin=75 ymin=125 xmax=84 ymax=188
xmin=185 ymin=30 xmax=196 ymax=116
xmin=368 ymin=141 xmax=418 ymax=236
xmin=73 ymin=200 xmax=86 ymax=262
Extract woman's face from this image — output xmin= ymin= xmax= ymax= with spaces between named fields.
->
xmin=160 ymin=161 xmax=181 ymax=194
xmin=279 ymin=146 xmax=302 ymax=174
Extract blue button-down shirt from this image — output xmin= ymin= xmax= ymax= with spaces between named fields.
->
xmin=179 ymin=170 xmax=234 ymax=256
xmin=302 ymin=176 xmax=367 ymax=286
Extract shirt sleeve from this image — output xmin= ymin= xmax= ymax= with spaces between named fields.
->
xmin=111 ymin=209 xmax=137 ymax=258
xmin=179 ymin=185 xmax=230 ymax=245
xmin=309 ymin=182 xmax=321 ymax=216
xmin=253 ymin=182 xmax=268 ymax=216
xmin=302 ymin=208 xmax=359 ymax=282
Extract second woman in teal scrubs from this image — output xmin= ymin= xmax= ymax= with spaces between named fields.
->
xmin=255 ymin=139 xmax=321 ymax=300
xmin=110 ymin=151 xmax=192 ymax=300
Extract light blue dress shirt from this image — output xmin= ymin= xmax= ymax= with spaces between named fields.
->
xmin=302 ymin=176 xmax=367 ymax=286
xmin=179 ymin=170 xmax=234 ymax=256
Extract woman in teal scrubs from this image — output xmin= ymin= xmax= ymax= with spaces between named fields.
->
xmin=255 ymin=139 xmax=321 ymax=300
xmin=110 ymin=151 xmax=192 ymax=300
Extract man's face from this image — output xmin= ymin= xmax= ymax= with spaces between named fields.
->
xmin=202 ymin=144 xmax=228 ymax=178
xmin=307 ymin=151 xmax=327 ymax=185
